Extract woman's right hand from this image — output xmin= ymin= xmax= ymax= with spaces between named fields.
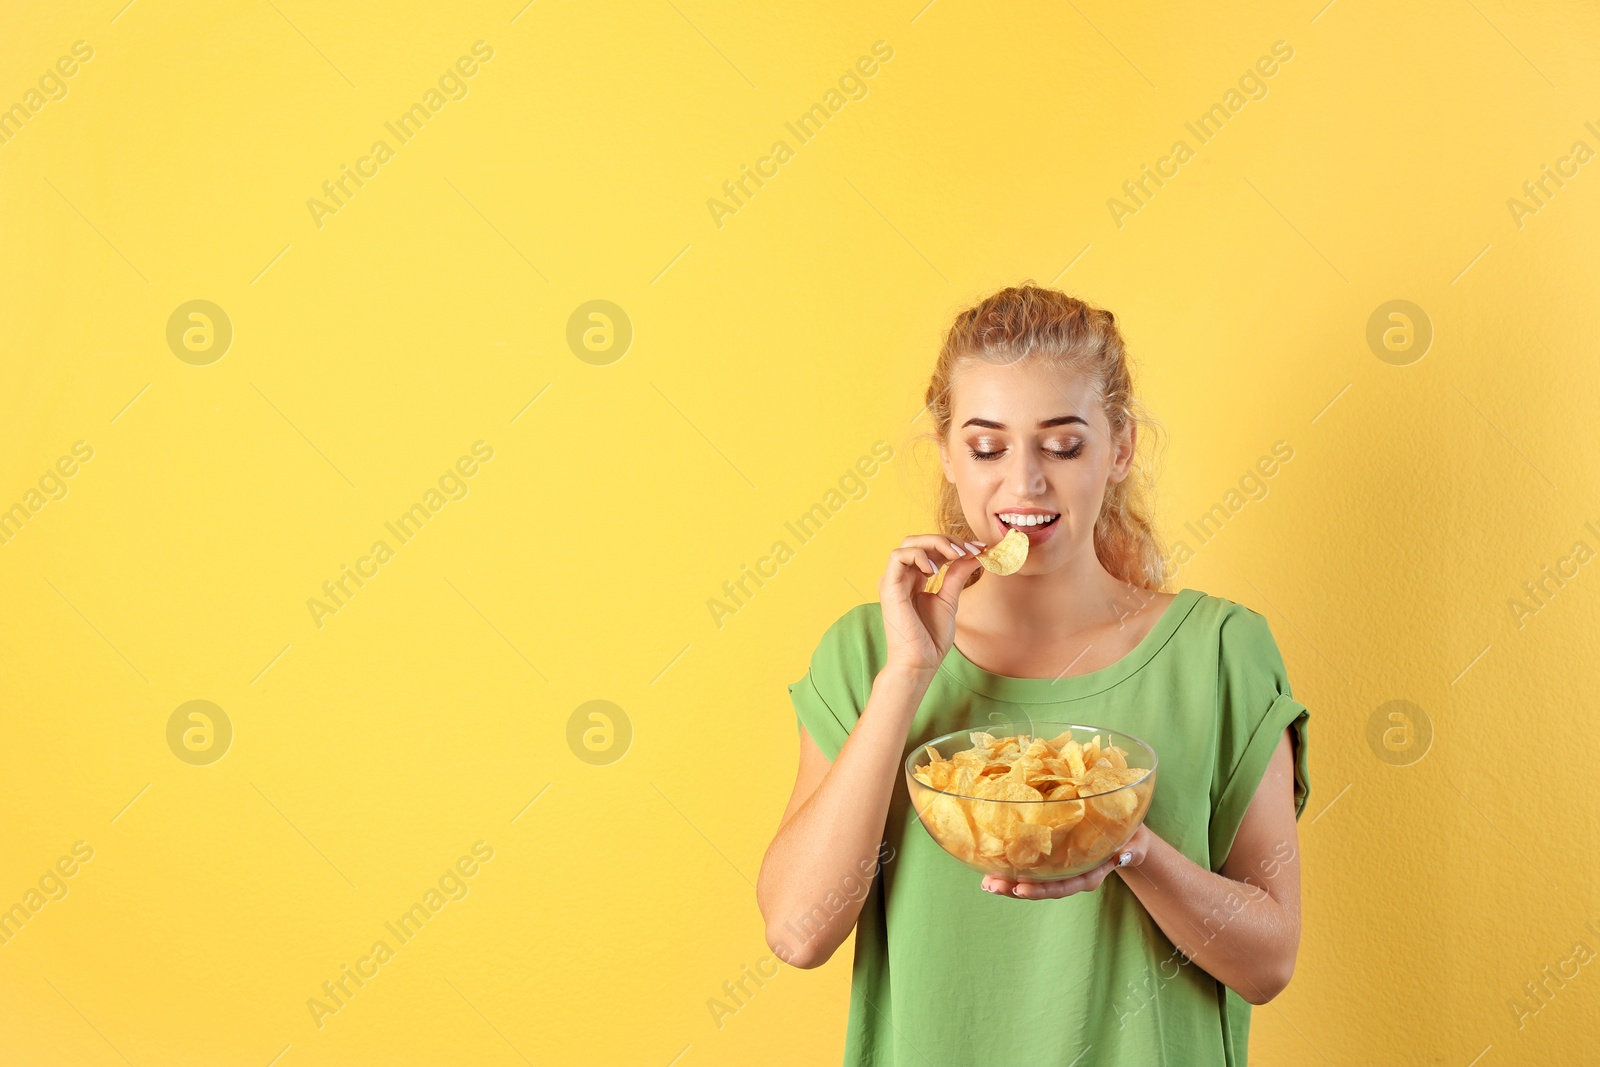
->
xmin=878 ymin=534 xmax=987 ymax=679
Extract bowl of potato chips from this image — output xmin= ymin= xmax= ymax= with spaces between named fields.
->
xmin=905 ymin=722 xmax=1157 ymax=881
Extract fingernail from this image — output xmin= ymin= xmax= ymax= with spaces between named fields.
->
xmin=1118 ymin=851 xmax=1134 ymax=867
xmin=948 ymin=541 xmax=966 ymax=556
xmin=965 ymin=542 xmax=982 ymax=553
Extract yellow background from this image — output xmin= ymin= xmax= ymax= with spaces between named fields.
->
xmin=2 ymin=0 xmax=1597 ymax=1063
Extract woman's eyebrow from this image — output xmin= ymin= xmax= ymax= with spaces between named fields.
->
xmin=960 ymin=415 xmax=1088 ymax=429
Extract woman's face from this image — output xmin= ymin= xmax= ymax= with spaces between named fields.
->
xmin=938 ymin=359 xmax=1133 ymax=573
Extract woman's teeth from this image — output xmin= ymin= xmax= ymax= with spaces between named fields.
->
xmin=999 ymin=513 xmax=1059 ymax=528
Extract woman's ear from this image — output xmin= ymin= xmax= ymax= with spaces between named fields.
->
xmin=937 ymin=438 xmax=954 ymax=483
xmin=1109 ymin=420 xmax=1137 ymax=483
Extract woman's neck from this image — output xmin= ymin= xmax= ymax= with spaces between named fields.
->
xmin=958 ymin=549 xmax=1144 ymax=640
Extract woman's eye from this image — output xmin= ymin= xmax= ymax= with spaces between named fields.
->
xmin=968 ymin=442 xmax=1083 ymax=461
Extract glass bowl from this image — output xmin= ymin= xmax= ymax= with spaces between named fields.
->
xmin=905 ymin=721 xmax=1158 ymax=882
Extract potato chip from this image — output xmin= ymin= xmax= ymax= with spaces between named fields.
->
xmin=988 ymin=777 xmax=1044 ymax=804
xmin=923 ymin=794 xmax=977 ymax=860
xmin=1049 ymin=739 xmax=1080 ymax=777
xmin=976 ymin=527 xmax=1029 ymax=576
xmin=920 ymin=529 xmax=1031 ymax=593
xmin=1066 ymin=817 xmax=1116 ymax=865
xmin=1005 ymin=821 xmax=1052 ymax=866
xmin=915 ymin=760 xmax=954 ymax=791
xmin=1089 ymin=788 xmax=1139 ymax=823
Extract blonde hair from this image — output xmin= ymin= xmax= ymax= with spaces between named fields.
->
xmin=920 ymin=283 xmax=1168 ymax=591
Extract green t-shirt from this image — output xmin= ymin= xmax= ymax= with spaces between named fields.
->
xmin=786 ymin=587 xmax=1310 ymax=1067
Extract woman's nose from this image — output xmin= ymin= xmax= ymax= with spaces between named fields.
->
xmin=1008 ymin=453 xmax=1047 ymax=494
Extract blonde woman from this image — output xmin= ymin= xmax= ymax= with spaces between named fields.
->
xmin=757 ymin=284 xmax=1310 ymax=1066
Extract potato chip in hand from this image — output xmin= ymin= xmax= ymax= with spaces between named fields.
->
xmin=922 ymin=528 xmax=1029 ymax=593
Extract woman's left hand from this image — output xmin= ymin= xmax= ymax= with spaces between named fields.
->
xmin=980 ymin=824 xmax=1152 ymax=899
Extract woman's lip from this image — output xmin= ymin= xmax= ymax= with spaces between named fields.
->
xmin=996 ymin=516 xmax=1061 ymax=544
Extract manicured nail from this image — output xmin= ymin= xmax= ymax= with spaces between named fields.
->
xmin=965 ymin=542 xmax=982 ymax=553
xmin=1118 ymin=851 xmax=1134 ymax=867
xmin=948 ymin=541 xmax=966 ymax=556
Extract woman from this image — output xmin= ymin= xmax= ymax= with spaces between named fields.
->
xmin=755 ymin=284 xmax=1310 ymax=1066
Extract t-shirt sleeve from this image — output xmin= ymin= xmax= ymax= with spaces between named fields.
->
xmin=1208 ymin=604 xmax=1311 ymax=872
xmin=788 ymin=605 xmax=881 ymax=763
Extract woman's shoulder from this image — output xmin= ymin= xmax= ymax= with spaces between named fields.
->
xmin=789 ymin=603 xmax=890 ymax=756
xmin=1174 ymin=587 xmax=1275 ymax=644
xmin=805 ymin=600 xmax=888 ymax=668
xmin=1160 ymin=587 xmax=1296 ymax=688
xmin=1176 ymin=587 xmax=1298 ymax=706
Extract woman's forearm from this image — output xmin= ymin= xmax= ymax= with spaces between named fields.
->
xmin=757 ymin=666 xmax=931 ymax=968
xmin=1113 ymin=825 xmax=1300 ymax=1004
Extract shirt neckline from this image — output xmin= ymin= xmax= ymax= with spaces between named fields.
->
xmin=938 ymin=587 xmax=1204 ymax=703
